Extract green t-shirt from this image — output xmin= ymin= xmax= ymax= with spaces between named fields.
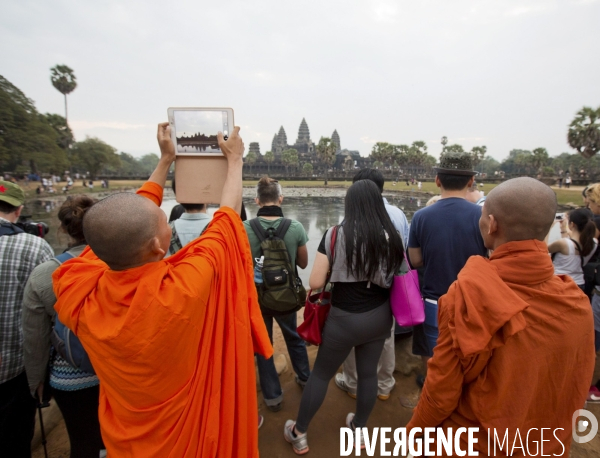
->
xmin=243 ymin=217 xmax=309 ymax=268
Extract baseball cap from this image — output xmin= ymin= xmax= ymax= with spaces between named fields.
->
xmin=0 ymin=180 xmax=26 ymax=207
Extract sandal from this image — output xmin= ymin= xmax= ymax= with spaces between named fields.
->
xmin=284 ymin=420 xmax=309 ymax=455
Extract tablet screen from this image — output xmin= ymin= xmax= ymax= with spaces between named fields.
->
xmin=173 ymin=110 xmax=229 ymax=153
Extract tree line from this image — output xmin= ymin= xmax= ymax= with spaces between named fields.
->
xmin=2 ymin=68 xmax=599 ymax=182
xmin=0 ymin=74 xmax=158 ymax=179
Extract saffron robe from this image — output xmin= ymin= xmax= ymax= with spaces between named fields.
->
xmin=53 ymin=182 xmax=273 ymax=457
xmin=407 ymin=240 xmax=595 ymax=457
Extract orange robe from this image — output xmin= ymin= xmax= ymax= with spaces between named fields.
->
xmin=53 ymin=182 xmax=273 ymax=458
xmin=407 ymin=240 xmax=595 ymax=457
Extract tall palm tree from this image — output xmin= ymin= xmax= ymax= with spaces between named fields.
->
xmin=316 ymin=137 xmax=337 ymax=185
xmin=50 ymin=65 xmax=77 ymax=124
xmin=568 ymin=106 xmax=600 ymax=159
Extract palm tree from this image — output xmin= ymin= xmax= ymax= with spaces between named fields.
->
xmin=471 ymin=146 xmax=487 ymax=171
xmin=282 ymin=149 xmax=298 ymax=177
xmin=371 ymin=142 xmax=394 ymax=171
xmin=50 ymin=65 xmax=77 ymax=124
xmin=531 ymin=147 xmax=549 ymax=174
xmin=288 ymin=149 xmax=299 ymax=175
xmin=568 ymin=106 xmax=600 ymax=159
xmin=245 ymin=150 xmax=257 ymax=175
xmin=302 ymin=162 xmax=313 ymax=177
xmin=316 ymin=137 xmax=337 ymax=185
xmin=264 ymin=150 xmax=274 ymax=173
xmin=444 ymin=144 xmax=465 ymax=154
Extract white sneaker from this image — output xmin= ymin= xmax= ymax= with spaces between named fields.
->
xmin=345 ymin=413 xmax=366 ymax=450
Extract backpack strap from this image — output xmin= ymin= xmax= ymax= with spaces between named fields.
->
xmin=0 ymin=221 xmax=24 ymax=236
xmin=169 ymin=221 xmax=183 ymax=254
xmin=55 ymin=251 xmax=75 ymax=264
xmin=249 ymin=218 xmax=268 ymax=243
xmin=274 ymin=218 xmax=292 ymax=239
xmin=570 ymin=238 xmax=586 ymax=270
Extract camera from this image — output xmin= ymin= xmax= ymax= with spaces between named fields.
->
xmin=17 ymin=216 xmax=49 ymax=238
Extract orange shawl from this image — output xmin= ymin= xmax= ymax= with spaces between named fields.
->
xmin=53 ymin=182 xmax=272 ymax=457
xmin=407 ymin=240 xmax=595 ymax=457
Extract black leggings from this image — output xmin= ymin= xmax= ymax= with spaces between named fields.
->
xmin=53 ymin=385 xmax=104 ymax=458
xmin=295 ymin=302 xmax=392 ymax=432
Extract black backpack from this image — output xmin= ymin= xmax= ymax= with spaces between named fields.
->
xmin=249 ymin=218 xmax=307 ymax=316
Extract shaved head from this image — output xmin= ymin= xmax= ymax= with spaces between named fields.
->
xmin=83 ymin=193 xmax=167 ymax=270
xmin=483 ymin=177 xmax=557 ymax=243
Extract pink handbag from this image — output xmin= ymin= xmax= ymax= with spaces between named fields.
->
xmin=390 ymin=255 xmax=425 ymax=326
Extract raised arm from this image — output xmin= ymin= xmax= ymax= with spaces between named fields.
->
xmin=133 ymin=123 xmax=177 ymax=207
xmin=217 ymin=126 xmax=244 ymax=214
xmin=152 ymin=122 xmax=176 ymax=188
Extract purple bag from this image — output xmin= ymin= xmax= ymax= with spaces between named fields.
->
xmin=390 ymin=255 xmax=425 ymax=326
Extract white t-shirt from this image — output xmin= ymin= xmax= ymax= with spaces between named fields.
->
xmin=553 ymin=238 xmax=598 ymax=285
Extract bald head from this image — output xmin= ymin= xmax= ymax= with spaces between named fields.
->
xmin=83 ymin=193 xmax=165 ymax=270
xmin=483 ymin=177 xmax=557 ymax=244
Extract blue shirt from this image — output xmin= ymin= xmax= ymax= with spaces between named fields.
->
xmin=168 ymin=213 xmax=212 ymax=255
xmin=383 ymin=197 xmax=409 ymax=247
xmin=408 ymin=198 xmax=487 ymax=300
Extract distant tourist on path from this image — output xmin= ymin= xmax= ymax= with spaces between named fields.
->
xmin=284 ymin=180 xmax=404 ymax=454
xmin=406 ymin=177 xmax=595 ymax=456
xmin=52 ymin=124 xmax=272 ymax=457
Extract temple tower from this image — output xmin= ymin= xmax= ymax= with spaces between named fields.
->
xmin=293 ymin=118 xmax=314 ymax=155
xmin=332 ymin=129 xmax=341 ymax=151
xmin=296 ymin=118 xmax=311 ymax=144
xmin=248 ymin=142 xmax=261 ymax=156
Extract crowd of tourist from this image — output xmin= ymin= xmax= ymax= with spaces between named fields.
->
xmin=0 ymin=123 xmax=598 ymax=457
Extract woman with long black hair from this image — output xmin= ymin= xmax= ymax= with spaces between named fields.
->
xmin=284 ymin=180 xmax=404 ymax=455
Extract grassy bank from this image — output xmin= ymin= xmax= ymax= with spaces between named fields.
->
xmin=24 ymin=179 xmax=585 ymax=207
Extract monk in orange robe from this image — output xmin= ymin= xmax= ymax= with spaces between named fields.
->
xmin=53 ymin=124 xmax=272 ymax=457
xmin=406 ymin=177 xmax=595 ymax=457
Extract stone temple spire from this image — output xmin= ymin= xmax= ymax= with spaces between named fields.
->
xmin=332 ymin=129 xmax=341 ymax=151
xmin=271 ymin=134 xmax=278 ymax=153
xmin=277 ymin=126 xmax=288 ymax=147
xmin=249 ymin=142 xmax=261 ymax=156
xmin=296 ymin=118 xmax=311 ymax=144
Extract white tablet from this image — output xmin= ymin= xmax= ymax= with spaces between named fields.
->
xmin=167 ymin=107 xmax=234 ymax=156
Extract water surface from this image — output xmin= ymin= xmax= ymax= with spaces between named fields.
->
xmin=23 ymin=196 xmax=424 ymax=285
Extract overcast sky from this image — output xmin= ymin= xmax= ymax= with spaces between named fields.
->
xmin=2 ymin=0 xmax=599 ymax=161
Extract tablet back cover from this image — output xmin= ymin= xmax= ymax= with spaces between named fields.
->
xmin=174 ymin=156 xmax=228 ymax=205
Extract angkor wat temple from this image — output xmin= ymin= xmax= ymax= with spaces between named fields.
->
xmin=243 ymin=118 xmax=369 ymax=176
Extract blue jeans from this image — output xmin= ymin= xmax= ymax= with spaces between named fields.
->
xmin=256 ymin=312 xmax=310 ymax=406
